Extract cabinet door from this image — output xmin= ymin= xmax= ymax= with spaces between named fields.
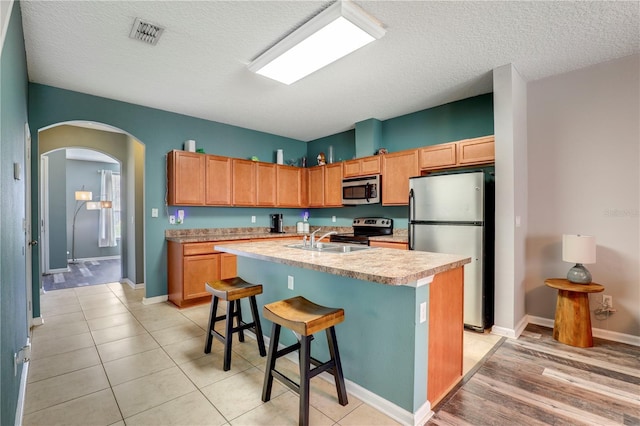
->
xmin=167 ymin=150 xmax=205 ymax=205
xmin=232 ymin=159 xmax=257 ymax=206
xmin=343 ymin=156 xmax=380 ymax=177
xmin=183 ymin=254 xmax=219 ymax=300
xmin=360 ymin=156 xmax=381 ymax=176
xmin=205 ymin=155 xmax=232 ymax=205
xmin=300 ymin=168 xmax=309 ymax=207
xmin=277 ymin=165 xmax=302 ymax=207
xmin=343 ymin=159 xmax=361 ymax=178
xmin=220 ymin=253 xmax=237 ymax=280
xmin=381 ymin=150 xmax=419 ymax=206
xmin=419 ymin=143 xmax=457 ymax=171
xmin=307 ymin=167 xmax=324 ymax=207
xmin=324 ymin=163 xmax=343 ymax=207
xmin=457 ymin=136 xmax=495 ymax=166
xmin=256 ymin=162 xmax=277 ymax=206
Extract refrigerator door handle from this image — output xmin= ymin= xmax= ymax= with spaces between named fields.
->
xmin=408 ymin=224 xmax=414 ymax=250
xmin=408 ymin=188 xmax=414 ymax=250
xmin=408 ymin=189 xmax=415 ymax=222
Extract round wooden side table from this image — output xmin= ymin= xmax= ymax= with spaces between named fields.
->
xmin=545 ymin=278 xmax=604 ymax=348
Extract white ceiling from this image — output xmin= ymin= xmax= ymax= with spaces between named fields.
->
xmin=20 ymin=1 xmax=640 ymax=142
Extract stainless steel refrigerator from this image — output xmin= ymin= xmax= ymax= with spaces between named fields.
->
xmin=408 ymin=170 xmax=494 ymax=331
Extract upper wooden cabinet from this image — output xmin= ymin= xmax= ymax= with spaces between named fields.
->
xmin=276 ymin=165 xmax=304 ymax=207
xmin=420 ymin=136 xmax=495 ymax=171
xmin=307 ymin=163 xmax=342 ymax=207
xmin=205 ymin=155 xmax=232 ymax=205
xmin=324 ymin=163 xmax=343 ymax=207
xmin=419 ymin=143 xmax=457 ymax=171
xmin=256 ymin=162 xmax=277 ymax=207
xmin=167 ymin=150 xmax=206 ymax=205
xmin=307 ymin=166 xmax=325 ymax=207
xmin=458 ymin=135 xmax=495 ymax=166
xmin=381 ymin=149 xmax=419 ymax=206
xmin=343 ymin=156 xmax=381 ymax=178
xmin=232 ymin=159 xmax=257 ymax=206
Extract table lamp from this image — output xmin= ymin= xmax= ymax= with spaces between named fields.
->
xmin=562 ymin=234 xmax=596 ymax=284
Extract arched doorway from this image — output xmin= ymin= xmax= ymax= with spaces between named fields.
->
xmin=37 ymin=121 xmax=145 ymax=295
xmin=41 ymin=147 xmax=122 ymax=290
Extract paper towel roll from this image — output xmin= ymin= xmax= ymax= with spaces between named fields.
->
xmin=276 ymin=149 xmax=284 ymax=164
xmin=184 ymin=140 xmax=196 ymax=152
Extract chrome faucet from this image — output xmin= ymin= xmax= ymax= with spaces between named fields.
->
xmin=314 ymin=231 xmax=338 ymax=247
xmin=309 ymin=228 xmax=322 ymax=247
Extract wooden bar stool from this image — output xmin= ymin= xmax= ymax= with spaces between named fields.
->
xmin=204 ymin=277 xmax=266 ymax=371
xmin=261 ymin=296 xmax=348 ymax=426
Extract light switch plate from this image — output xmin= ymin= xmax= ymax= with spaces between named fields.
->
xmin=419 ymin=302 xmax=427 ymax=323
xmin=251 ymin=216 xmax=256 ymax=223
xmin=151 ymin=208 xmax=158 ymax=218
xmin=288 ymin=275 xmax=294 ymax=290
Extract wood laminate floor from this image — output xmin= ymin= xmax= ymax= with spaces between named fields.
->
xmin=429 ymin=324 xmax=640 ymax=425
xmin=41 ymin=258 xmax=121 ymax=291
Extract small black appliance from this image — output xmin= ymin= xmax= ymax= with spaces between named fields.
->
xmin=270 ymin=213 xmax=284 ymax=233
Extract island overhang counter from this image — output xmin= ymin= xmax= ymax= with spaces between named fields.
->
xmin=214 ymin=240 xmax=470 ymax=426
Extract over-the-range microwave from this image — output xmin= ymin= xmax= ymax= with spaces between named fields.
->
xmin=342 ymin=175 xmax=381 ymax=205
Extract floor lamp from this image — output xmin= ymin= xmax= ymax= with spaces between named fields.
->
xmin=71 ymin=188 xmax=114 ymax=264
xmin=70 ymin=189 xmax=92 ymax=264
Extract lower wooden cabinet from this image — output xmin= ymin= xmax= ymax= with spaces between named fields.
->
xmin=168 ymin=240 xmax=241 ymax=308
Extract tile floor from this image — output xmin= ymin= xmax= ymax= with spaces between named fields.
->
xmin=25 ymin=283 xmax=500 ymax=425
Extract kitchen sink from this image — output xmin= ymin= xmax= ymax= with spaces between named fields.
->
xmin=286 ymin=243 xmax=371 ymax=253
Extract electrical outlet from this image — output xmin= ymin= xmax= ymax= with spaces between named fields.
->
xmin=603 ymin=295 xmax=613 ymax=309
xmin=419 ymin=302 xmax=427 ymax=323
xmin=169 ymin=215 xmax=176 ymax=225
xmin=332 ymin=216 xmax=336 ymax=223
xmin=251 ymin=215 xmax=256 ymax=223
xmin=288 ymin=275 xmax=294 ymax=290
xmin=151 ymin=208 xmax=158 ymax=218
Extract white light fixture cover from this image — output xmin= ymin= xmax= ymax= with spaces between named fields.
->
xmin=248 ymin=1 xmax=386 ymax=85
xmin=75 ymin=190 xmax=92 ymax=201
xmin=562 ymin=234 xmax=596 ymax=264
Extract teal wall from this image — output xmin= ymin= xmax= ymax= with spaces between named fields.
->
xmin=0 ymin=2 xmax=29 ymax=425
xmin=307 ymin=94 xmax=493 ymax=165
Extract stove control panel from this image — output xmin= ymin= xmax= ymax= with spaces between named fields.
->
xmin=352 ymin=217 xmax=393 ymax=228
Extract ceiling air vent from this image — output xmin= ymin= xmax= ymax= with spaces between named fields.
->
xmin=129 ymin=18 xmax=164 ymax=46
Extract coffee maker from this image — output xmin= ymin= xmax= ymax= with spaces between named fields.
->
xmin=270 ymin=214 xmax=284 ymax=233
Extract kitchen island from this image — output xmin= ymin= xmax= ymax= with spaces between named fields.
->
xmin=214 ymin=240 xmax=470 ymax=426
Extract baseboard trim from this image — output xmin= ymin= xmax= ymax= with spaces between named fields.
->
xmin=14 ymin=358 xmax=29 ymax=426
xmin=527 ymin=315 xmax=640 ymax=347
xmin=121 ymin=278 xmax=144 ymax=290
xmin=489 ymin=314 xmax=529 ymax=339
xmin=68 ymin=255 xmax=121 ymax=263
xmin=47 ymin=267 xmax=70 ymax=274
xmin=142 ymin=294 xmax=168 ymax=305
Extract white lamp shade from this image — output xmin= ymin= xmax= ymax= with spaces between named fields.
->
xmin=75 ymin=190 xmax=92 ymax=201
xmin=562 ymin=234 xmax=596 ymax=264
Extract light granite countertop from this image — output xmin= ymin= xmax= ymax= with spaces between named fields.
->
xmin=214 ymin=240 xmax=469 ymax=286
xmin=165 ymin=226 xmax=350 ymax=243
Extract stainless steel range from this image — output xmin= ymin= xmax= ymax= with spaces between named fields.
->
xmin=330 ymin=217 xmax=394 ymax=245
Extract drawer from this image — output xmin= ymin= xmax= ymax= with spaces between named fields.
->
xmin=183 ymin=242 xmax=218 ymax=256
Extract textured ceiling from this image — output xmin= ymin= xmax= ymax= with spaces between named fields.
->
xmin=20 ymin=1 xmax=640 ymax=142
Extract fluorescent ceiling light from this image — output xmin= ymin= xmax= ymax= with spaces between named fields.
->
xmin=248 ymin=1 xmax=386 ymax=85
